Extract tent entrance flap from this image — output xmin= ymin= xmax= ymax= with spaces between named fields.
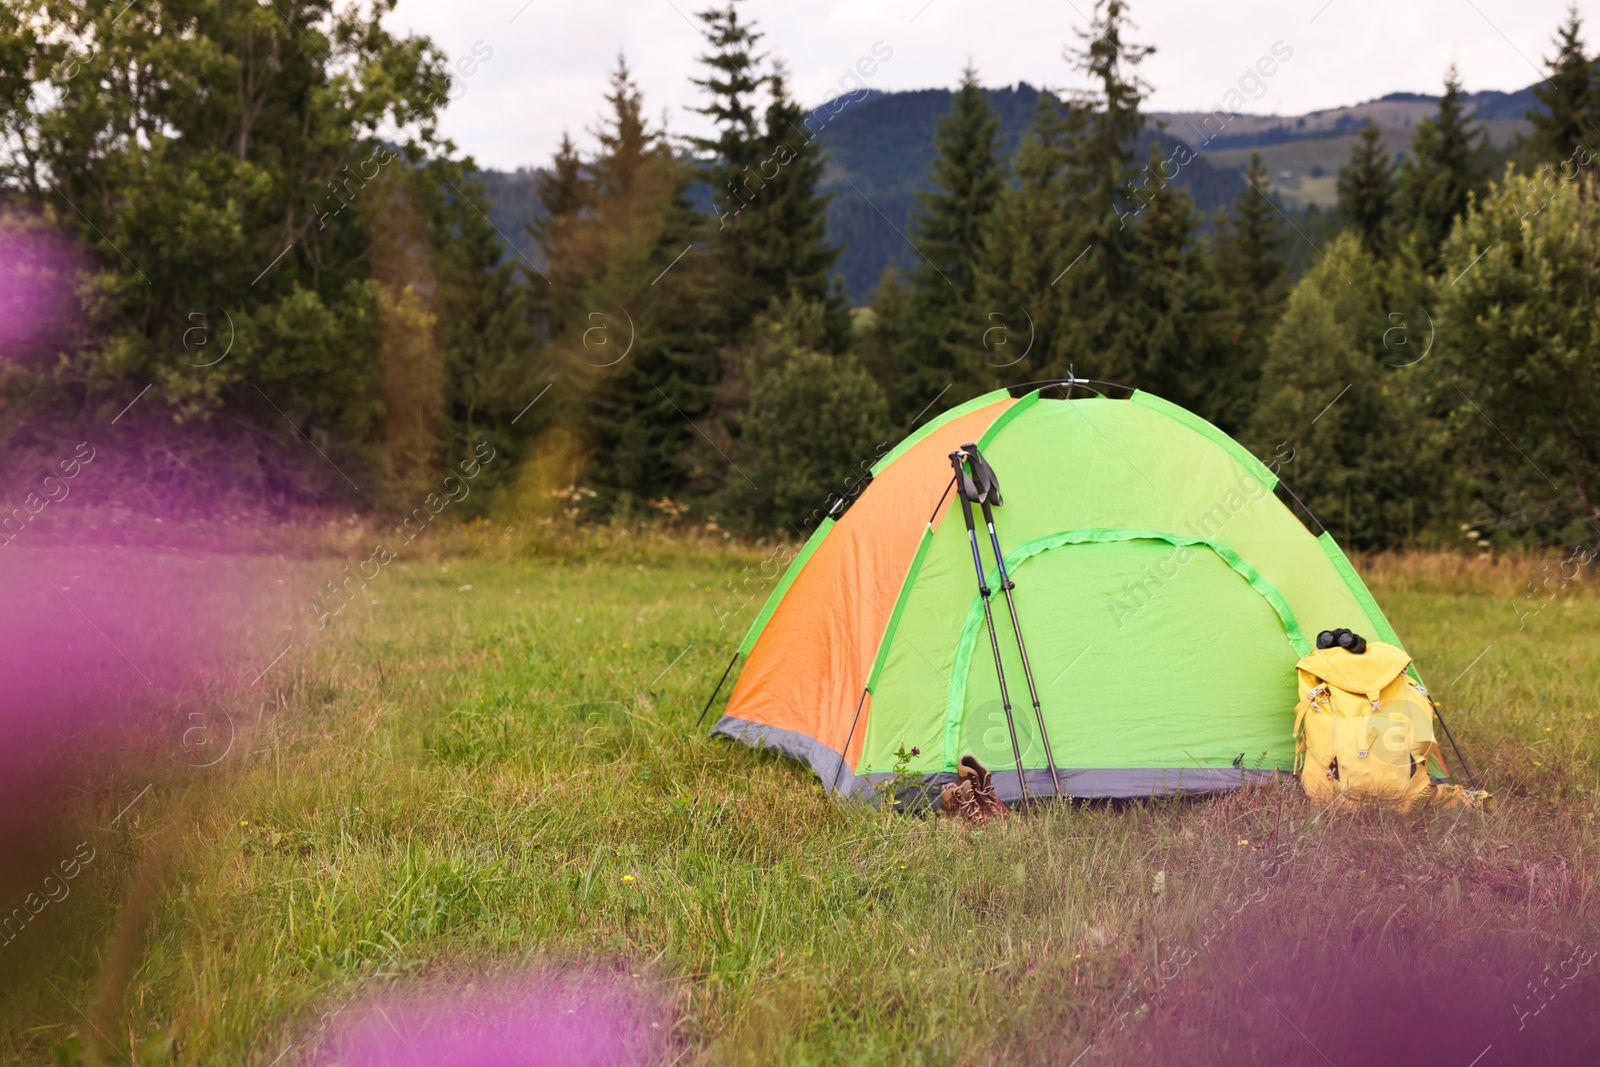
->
xmin=941 ymin=532 xmax=1304 ymax=780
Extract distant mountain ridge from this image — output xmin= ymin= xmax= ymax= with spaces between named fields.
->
xmin=1157 ymin=84 xmax=1538 ymax=151
xmin=476 ymin=79 xmax=1541 ymax=303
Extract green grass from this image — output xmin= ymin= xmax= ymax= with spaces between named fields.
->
xmin=6 ymin=537 xmax=1600 ymax=1065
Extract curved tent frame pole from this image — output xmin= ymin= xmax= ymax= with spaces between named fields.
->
xmin=962 ymin=443 xmax=1064 ymax=799
xmin=830 ymin=687 xmax=871 ymax=796
xmin=696 ymin=651 xmax=741 ymax=728
xmin=1005 ymin=375 xmax=1137 ymax=400
xmin=950 ymin=448 xmax=1030 ymax=804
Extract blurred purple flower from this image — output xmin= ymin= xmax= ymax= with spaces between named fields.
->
xmin=0 ymin=221 xmax=84 ymax=365
xmin=0 ymin=543 xmax=276 ymax=847
xmin=315 ymin=971 xmax=672 ymax=1067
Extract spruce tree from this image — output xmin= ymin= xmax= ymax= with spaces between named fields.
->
xmin=911 ymin=65 xmax=1005 ymax=297
xmin=690 ymin=2 xmax=764 ymax=219
xmin=1070 ymin=0 xmax=1153 ymax=301
xmin=1397 ymin=65 xmax=1486 ymax=265
xmin=527 ymin=131 xmax=592 ymax=343
xmin=891 ymin=65 xmax=1007 ymax=412
xmin=571 ymin=56 xmax=720 ymax=509
xmin=690 ymin=6 xmax=844 ymax=348
xmin=1337 ymin=120 xmax=1396 ymax=257
xmin=1119 ymin=145 xmax=1228 ymax=421
xmin=1213 ymin=152 xmax=1288 ymax=428
xmin=857 ymin=262 xmax=911 ymax=395
xmin=1055 ymin=0 xmax=1155 ymax=381
xmin=743 ymin=66 xmax=848 ymax=348
xmin=688 ymin=2 xmax=767 ymax=347
xmin=1521 ymin=4 xmax=1599 ymax=167
xmin=535 ymin=133 xmax=589 ymax=223
xmin=975 ymin=93 xmax=1083 ymax=381
xmin=1217 ymin=152 xmax=1288 ymax=306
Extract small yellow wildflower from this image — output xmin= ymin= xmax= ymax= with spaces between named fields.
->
xmin=622 ymin=875 xmax=635 ymax=883
xmin=240 ymin=819 xmax=249 ymax=827
xmin=1237 ymin=838 xmax=1248 ymax=846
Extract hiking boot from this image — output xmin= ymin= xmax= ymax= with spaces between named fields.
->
xmin=958 ymin=754 xmax=1009 ymax=824
xmin=940 ymin=780 xmax=981 ymax=824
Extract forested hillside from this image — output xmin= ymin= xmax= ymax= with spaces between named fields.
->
xmin=479 ymin=82 xmax=1534 ymax=301
xmin=1 ymin=0 xmax=1591 ymax=549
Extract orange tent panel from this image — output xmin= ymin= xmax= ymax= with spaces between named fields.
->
xmin=723 ymin=400 xmax=1014 ymax=769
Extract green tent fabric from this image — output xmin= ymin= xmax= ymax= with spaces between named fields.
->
xmin=711 ymin=387 xmax=1416 ymax=802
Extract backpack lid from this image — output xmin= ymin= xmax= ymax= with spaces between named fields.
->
xmin=1296 ymin=641 xmax=1412 ymax=695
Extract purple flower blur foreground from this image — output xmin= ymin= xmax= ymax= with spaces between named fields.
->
xmin=0 ymin=544 xmax=277 ymax=847
xmin=315 ymin=972 xmax=672 ymax=1067
xmin=0 ymin=220 xmax=84 ymax=366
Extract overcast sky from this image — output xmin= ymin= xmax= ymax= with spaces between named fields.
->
xmin=387 ymin=0 xmax=1573 ymax=171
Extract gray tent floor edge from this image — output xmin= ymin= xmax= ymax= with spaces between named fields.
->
xmin=710 ymin=715 xmax=1294 ymax=803
xmin=710 ymin=715 xmax=878 ymax=800
xmin=985 ymin=766 xmax=1294 ymax=803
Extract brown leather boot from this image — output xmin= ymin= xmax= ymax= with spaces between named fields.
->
xmin=940 ymin=779 xmax=980 ymax=823
xmin=957 ymin=755 xmax=1009 ymax=824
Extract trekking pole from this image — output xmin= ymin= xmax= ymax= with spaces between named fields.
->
xmin=950 ymin=449 xmax=1030 ymax=805
xmin=1430 ymin=698 xmax=1481 ymax=790
xmin=962 ymin=443 xmax=1065 ymax=799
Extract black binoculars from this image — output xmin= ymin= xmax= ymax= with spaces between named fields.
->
xmin=1316 ymin=628 xmax=1368 ymax=654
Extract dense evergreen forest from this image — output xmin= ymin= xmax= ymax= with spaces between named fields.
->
xmin=3 ymin=0 xmax=1599 ymax=550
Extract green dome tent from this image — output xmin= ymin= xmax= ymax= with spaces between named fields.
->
xmin=707 ymin=384 xmax=1417 ymax=802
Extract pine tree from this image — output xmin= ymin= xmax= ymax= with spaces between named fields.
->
xmin=1521 ymin=4 xmax=1599 ymax=168
xmin=857 ymin=262 xmax=911 ymax=394
xmin=1217 ymin=152 xmax=1288 ymax=304
xmin=690 ymin=6 xmax=846 ymax=350
xmin=1397 ymin=65 xmax=1486 ymax=265
xmin=690 ymin=2 xmax=764 ymax=219
xmin=1337 ymin=121 xmax=1396 ymax=257
xmin=561 ymin=56 xmax=720 ymax=509
xmin=742 ymin=66 xmax=848 ymax=347
xmin=1052 ymin=0 xmax=1156 ymax=382
xmin=975 ymin=93 xmax=1084 ymax=381
xmin=1070 ymin=0 xmax=1153 ymax=305
xmin=1119 ymin=145 xmax=1228 ymax=421
xmin=527 ymin=131 xmax=591 ymax=343
xmin=689 ymin=2 xmax=767 ymax=344
xmin=891 ymin=65 xmax=1007 ymax=412
xmin=1213 ymin=151 xmax=1288 ymax=428
xmin=535 ymin=133 xmax=588 ymax=223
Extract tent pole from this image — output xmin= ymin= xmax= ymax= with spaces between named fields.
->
xmin=696 ymin=651 xmax=740 ymax=728
xmin=951 ymin=449 xmax=1030 ymax=806
xmin=830 ymin=687 xmax=871 ymax=796
xmin=1431 ymin=698 xmax=1481 ymax=791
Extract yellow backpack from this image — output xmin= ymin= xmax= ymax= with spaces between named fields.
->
xmin=1292 ymin=641 xmax=1438 ymax=810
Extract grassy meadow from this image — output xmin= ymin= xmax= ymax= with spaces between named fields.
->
xmin=4 ymin=527 xmax=1599 ymax=1066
